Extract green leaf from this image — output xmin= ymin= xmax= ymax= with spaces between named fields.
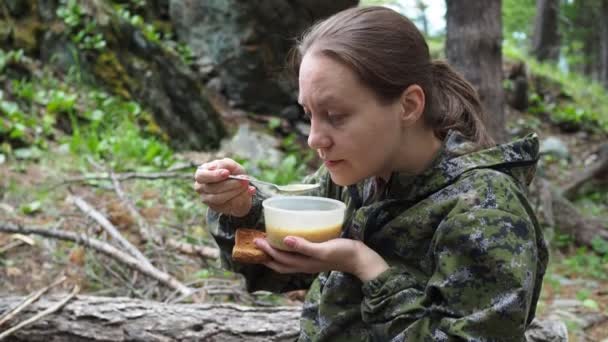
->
xmin=194 ymin=269 xmax=210 ymax=279
xmin=21 ymin=201 xmax=42 ymax=215
xmin=582 ymin=299 xmax=600 ymax=311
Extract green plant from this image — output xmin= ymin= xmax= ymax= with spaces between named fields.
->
xmin=0 ymin=49 xmax=24 ymax=72
xmin=561 ymin=247 xmax=608 ymax=280
xmin=504 ymin=41 xmax=608 ymax=132
xmin=57 ymin=0 xmax=107 ymax=51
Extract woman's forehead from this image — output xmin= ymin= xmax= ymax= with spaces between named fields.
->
xmin=298 ymin=54 xmax=359 ymax=106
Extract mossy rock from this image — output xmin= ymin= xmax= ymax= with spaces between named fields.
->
xmin=94 ymin=51 xmax=133 ymax=99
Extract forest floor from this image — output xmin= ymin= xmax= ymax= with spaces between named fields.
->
xmin=0 ymin=108 xmax=607 ymax=341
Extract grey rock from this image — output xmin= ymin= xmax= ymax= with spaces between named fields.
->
xmin=540 ymin=136 xmax=569 ymax=159
xmin=525 ymin=318 xmax=568 ymax=342
xmin=220 ymin=124 xmax=283 ymax=171
xmin=169 ymin=0 xmax=358 ymax=113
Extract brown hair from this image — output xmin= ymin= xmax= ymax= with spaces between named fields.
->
xmin=288 ymin=6 xmax=495 ymax=148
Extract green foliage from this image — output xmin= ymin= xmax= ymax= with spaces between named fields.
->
xmin=561 ymin=247 xmax=608 ymax=280
xmin=505 ymin=41 xmax=608 ymax=132
xmin=502 ymin=0 xmax=536 ymax=44
xmin=559 ymin=1 xmax=603 ymax=75
xmin=0 ymin=79 xmax=55 ymax=151
xmin=114 ymin=5 xmax=194 ymax=66
xmin=0 ymin=49 xmax=24 ymax=73
xmin=1 ymin=48 xmax=174 ymax=171
xmin=62 ymin=91 xmax=175 ymax=171
xmin=57 ymin=0 xmax=107 ymax=51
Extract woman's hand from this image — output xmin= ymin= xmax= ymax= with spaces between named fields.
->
xmin=254 ymin=236 xmax=389 ymax=282
xmin=194 ymin=158 xmax=256 ymax=217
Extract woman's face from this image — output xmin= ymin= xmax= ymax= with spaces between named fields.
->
xmin=298 ymin=52 xmax=405 ymax=186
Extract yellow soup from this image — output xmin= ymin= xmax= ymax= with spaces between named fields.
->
xmin=266 ymin=224 xmax=342 ymax=251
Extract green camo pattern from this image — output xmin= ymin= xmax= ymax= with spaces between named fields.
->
xmin=206 ymin=131 xmax=548 ymax=341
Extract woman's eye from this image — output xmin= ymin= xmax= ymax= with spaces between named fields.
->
xmin=328 ymin=113 xmax=346 ymax=126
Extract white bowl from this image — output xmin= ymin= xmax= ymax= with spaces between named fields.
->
xmin=262 ymin=196 xmax=346 ymax=251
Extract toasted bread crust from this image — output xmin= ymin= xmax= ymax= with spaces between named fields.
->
xmin=232 ymin=228 xmax=271 ymax=264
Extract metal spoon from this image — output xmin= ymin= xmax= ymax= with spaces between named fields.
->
xmin=227 ymin=175 xmax=320 ymax=193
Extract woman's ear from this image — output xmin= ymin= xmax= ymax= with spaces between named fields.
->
xmin=400 ymin=84 xmax=425 ymax=127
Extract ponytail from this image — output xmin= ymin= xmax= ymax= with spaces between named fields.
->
xmin=428 ymin=60 xmax=495 ymax=148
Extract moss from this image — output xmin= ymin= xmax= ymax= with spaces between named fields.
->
xmin=12 ymin=17 xmax=42 ymax=54
xmin=93 ymin=51 xmax=133 ymax=99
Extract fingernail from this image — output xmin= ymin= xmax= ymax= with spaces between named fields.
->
xmin=219 ymin=170 xmax=228 ymax=176
xmin=248 ymin=186 xmax=256 ymax=194
xmin=284 ymin=237 xmax=296 ymax=248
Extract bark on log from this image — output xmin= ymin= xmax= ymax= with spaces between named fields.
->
xmin=0 ymin=295 xmax=301 ymax=341
xmin=561 ymin=144 xmax=608 ymax=199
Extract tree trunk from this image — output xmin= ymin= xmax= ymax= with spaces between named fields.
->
xmin=531 ymin=0 xmax=560 ymax=62
xmin=0 ymin=295 xmax=301 ymax=341
xmin=445 ymin=0 xmax=506 ymax=143
xmin=601 ymin=0 xmax=608 ymax=88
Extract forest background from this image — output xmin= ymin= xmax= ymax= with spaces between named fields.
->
xmin=0 ymin=0 xmax=607 ymax=340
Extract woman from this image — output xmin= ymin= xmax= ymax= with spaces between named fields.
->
xmin=194 ymin=6 xmax=547 ymax=341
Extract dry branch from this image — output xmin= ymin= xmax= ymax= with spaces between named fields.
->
xmin=0 ymin=295 xmax=301 ymax=342
xmin=0 ymin=285 xmax=80 ymax=340
xmin=58 ymin=170 xmax=192 ymax=186
xmin=109 ymin=173 xmax=219 ymax=259
xmin=68 ymin=195 xmax=154 ymax=268
xmin=0 ymin=223 xmax=193 ymax=297
xmin=110 ymin=172 xmax=156 ymax=243
xmin=0 ymin=276 xmax=66 ymax=328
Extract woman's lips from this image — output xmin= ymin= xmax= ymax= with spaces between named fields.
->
xmin=324 ymin=160 xmax=344 ymax=168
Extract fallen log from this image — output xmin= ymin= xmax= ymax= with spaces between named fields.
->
xmin=533 ymin=178 xmax=608 ymax=246
xmin=561 ymin=143 xmax=608 ymax=199
xmin=0 ymin=295 xmax=301 ymax=341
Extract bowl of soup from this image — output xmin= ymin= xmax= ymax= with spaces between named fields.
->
xmin=262 ymin=196 xmax=346 ymax=251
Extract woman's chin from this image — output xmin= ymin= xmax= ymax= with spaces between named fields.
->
xmin=329 ymin=171 xmax=363 ymax=187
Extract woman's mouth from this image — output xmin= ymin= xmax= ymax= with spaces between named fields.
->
xmin=324 ymin=160 xmax=344 ymax=168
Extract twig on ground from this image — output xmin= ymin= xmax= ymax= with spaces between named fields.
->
xmin=67 ymin=195 xmax=154 ymax=269
xmin=0 ymin=276 xmax=66 ymax=328
xmin=56 ymin=171 xmax=193 ymax=188
xmin=109 ymin=173 xmax=219 ymax=259
xmin=0 ymin=240 xmax=23 ymax=254
xmin=109 ymin=173 xmax=155 ymax=243
xmin=0 ymin=223 xmax=193 ymax=296
xmin=0 ymin=284 xmax=80 ymax=340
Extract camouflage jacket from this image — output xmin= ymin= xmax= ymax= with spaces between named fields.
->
xmin=207 ymin=131 xmax=548 ymax=341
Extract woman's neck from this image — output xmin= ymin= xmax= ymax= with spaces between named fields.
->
xmin=386 ymin=129 xmax=443 ymax=179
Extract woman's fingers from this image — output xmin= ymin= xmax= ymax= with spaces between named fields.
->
xmin=195 ymin=158 xmax=246 ymax=183
xmin=200 ymin=186 xmax=249 ymax=206
xmin=195 ymin=178 xmax=248 ymax=195
xmin=255 ymin=238 xmax=319 ymax=270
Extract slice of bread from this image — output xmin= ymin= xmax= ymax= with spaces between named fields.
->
xmin=232 ymin=228 xmax=271 ymax=264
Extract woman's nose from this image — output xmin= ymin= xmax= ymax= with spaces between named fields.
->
xmin=307 ymin=120 xmax=331 ymax=150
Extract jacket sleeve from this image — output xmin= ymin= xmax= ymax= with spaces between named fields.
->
xmin=205 ymin=166 xmax=334 ymax=293
xmin=360 ymin=208 xmax=540 ymax=341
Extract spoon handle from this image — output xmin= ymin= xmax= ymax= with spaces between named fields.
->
xmin=227 ymin=175 xmax=277 ymax=189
